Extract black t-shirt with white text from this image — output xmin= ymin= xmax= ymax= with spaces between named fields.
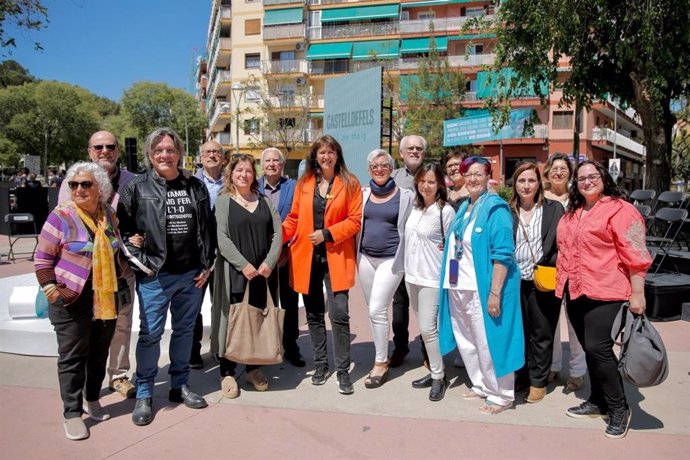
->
xmin=161 ymin=176 xmax=200 ymax=273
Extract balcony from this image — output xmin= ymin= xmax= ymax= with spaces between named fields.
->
xmin=448 ymin=53 xmax=496 ymax=67
xmin=209 ymin=102 xmax=233 ymax=132
xmin=591 ymin=127 xmax=646 ymax=158
xmin=208 ymin=37 xmax=232 ymax=71
xmin=263 ymin=0 xmax=304 ymax=5
xmin=307 ymin=0 xmax=347 ymax=4
xmin=303 ymin=128 xmax=323 ymax=143
xmin=263 ymin=23 xmax=306 ymax=40
xmin=208 ymin=69 xmax=232 ymax=101
xmin=399 ymin=15 xmax=494 ymax=35
xmin=261 ymin=59 xmax=308 ymax=74
xmin=532 ymin=124 xmax=548 ymax=139
xmin=352 ymin=59 xmax=399 ymax=72
xmin=309 ymin=60 xmax=350 ymax=75
xmin=220 ymin=5 xmax=231 ymax=20
xmin=213 ymin=132 xmax=232 ymax=146
xmin=318 ymin=21 xmax=399 ymax=40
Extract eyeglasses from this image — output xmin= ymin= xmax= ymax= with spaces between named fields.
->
xmin=446 ymin=163 xmax=462 ymax=170
xmin=67 ymin=181 xmax=94 ymax=190
xmin=90 ymin=144 xmax=117 ymax=152
xmin=369 ymin=163 xmax=391 ymax=171
xmin=202 ymin=149 xmax=222 ymax=156
xmin=576 ymin=174 xmax=601 ymax=184
xmin=153 ymin=148 xmax=178 ymax=156
xmin=406 ymin=146 xmax=424 ymax=152
xmin=550 ymin=167 xmax=569 ymax=173
xmin=463 ymin=173 xmax=487 ymax=179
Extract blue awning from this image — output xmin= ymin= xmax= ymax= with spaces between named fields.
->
xmin=321 ymin=5 xmax=399 ymax=23
xmin=306 ymin=42 xmax=353 ymax=60
xmin=264 ymin=8 xmax=303 ymax=26
xmin=400 ymin=36 xmax=448 ymax=54
xmin=352 ymin=40 xmax=400 ymax=60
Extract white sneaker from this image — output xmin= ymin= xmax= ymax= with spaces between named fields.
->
xmin=86 ymin=400 xmax=111 ymax=421
xmin=64 ymin=417 xmax=89 ymax=440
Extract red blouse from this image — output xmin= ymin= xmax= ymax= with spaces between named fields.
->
xmin=556 ymin=196 xmax=652 ymax=302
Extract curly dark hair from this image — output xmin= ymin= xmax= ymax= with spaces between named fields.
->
xmin=301 ymin=134 xmax=356 ymax=187
xmin=566 ymin=160 xmax=622 ymax=213
xmin=413 ymin=162 xmax=448 ymax=209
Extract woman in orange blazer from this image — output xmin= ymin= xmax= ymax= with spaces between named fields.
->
xmin=283 ymin=135 xmax=362 ymax=395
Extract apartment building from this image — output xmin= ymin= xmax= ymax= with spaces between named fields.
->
xmin=197 ymin=0 xmax=646 ymax=188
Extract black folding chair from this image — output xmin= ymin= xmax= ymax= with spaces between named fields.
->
xmin=4 ymin=213 xmax=40 ymax=262
xmin=629 ymin=189 xmax=656 ymax=205
xmin=646 ymin=207 xmax=689 ymax=274
xmin=634 ymin=204 xmax=651 ymax=219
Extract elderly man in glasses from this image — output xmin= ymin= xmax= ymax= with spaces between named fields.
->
xmin=58 ymin=131 xmax=139 ymax=399
xmin=117 ymin=127 xmax=216 ymax=427
xmin=388 ymin=135 xmax=427 ymax=368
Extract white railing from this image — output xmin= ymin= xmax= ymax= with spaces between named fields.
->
xmin=210 ymin=102 xmax=233 ymax=129
xmin=263 ymin=23 xmax=306 ymax=40
xmin=308 ymin=26 xmax=321 ymax=40
xmin=532 ymin=124 xmax=548 ymax=139
xmin=321 ymin=21 xmax=399 ymax=39
xmin=220 ymin=5 xmax=231 ymax=19
xmin=352 ymin=59 xmax=399 ymax=72
xmin=261 ymin=59 xmax=308 ymax=74
xmin=463 ymin=91 xmax=478 ymax=102
xmin=303 ymin=128 xmax=323 ymax=143
xmin=592 ymin=127 xmax=646 ymax=157
xmin=264 ymin=0 xmax=304 ymax=5
xmin=208 ymin=69 xmax=232 ymax=102
xmin=448 ymin=53 xmax=496 ymax=67
xmin=214 ymin=132 xmax=232 ymax=146
xmin=399 ymin=15 xmax=494 ymax=34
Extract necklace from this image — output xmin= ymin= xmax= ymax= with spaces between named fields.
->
xmin=234 ymin=193 xmax=254 ymax=207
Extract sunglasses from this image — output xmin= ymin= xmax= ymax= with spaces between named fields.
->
xmin=90 ymin=144 xmax=117 ymax=152
xmin=68 ymin=181 xmax=94 ymax=190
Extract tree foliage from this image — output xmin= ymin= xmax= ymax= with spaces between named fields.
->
xmin=121 ymin=82 xmax=207 ymax=156
xmin=0 ymin=58 xmax=33 ymax=87
xmin=672 ymin=103 xmax=690 ymax=183
xmin=396 ymin=38 xmax=467 ymax=158
xmin=487 ymin=0 xmax=690 ymax=191
xmin=0 ymin=0 xmax=48 ymax=53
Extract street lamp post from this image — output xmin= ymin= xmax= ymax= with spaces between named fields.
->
xmin=231 ymin=83 xmax=245 ymax=155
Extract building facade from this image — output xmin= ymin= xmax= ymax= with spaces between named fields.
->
xmin=197 ymin=0 xmax=646 ymax=189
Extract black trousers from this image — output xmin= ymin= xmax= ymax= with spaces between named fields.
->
xmin=191 ymin=273 xmax=213 ymax=358
xmin=220 ymin=274 xmax=278 ymax=377
xmin=392 ymin=280 xmax=410 ymax=351
xmin=277 ymin=260 xmax=300 ymax=354
xmin=566 ymin=294 xmax=627 ymax=414
xmin=516 ymin=280 xmax=562 ymax=387
xmin=49 ymin=285 xmax=116 ymax=419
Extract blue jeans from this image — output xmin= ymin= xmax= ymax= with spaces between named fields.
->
xmin=134 ymin=269 xmax=203 ymax=398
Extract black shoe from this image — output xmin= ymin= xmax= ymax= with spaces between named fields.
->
xmin=312 ymin=364 xmax=329 ymax=386
xmin=566 ymin=401 xmax=607 ymax=419
xmin=189 ymin=353 xmax=204 ymax=370
xmin=284 ymin=349 xmax=306 ymax=368
xmin=605 ymin=408 xmax=631 ymax=439
xmin=429 ymin=376 xmax=448 ymax=402
xmin=169 ymin=385 xmax=208 ymax=409
xmin=389 ymin=347 xmax=409 ymax=368
xmin=514 ymin=380 xmax=530 ymax=394
xmin=336 ymin=371 xmax=354 ymax=395
xmin=132 ymin=398 xmax=153 ymax=426
xmin=412 ymin=373 xmax=433 ymax=389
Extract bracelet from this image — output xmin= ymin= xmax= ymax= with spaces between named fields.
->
xmin=42 ymin=284 xmax=57 ymax=296
xmin=490 ymin=289 xmax=501 ymax=297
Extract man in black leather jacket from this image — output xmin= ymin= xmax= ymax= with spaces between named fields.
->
xmin=117 ymin=127 xmax=216 ymax=427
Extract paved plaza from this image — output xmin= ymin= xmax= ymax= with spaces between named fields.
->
xmin=1 ymin=239 xmax=689 ymax=459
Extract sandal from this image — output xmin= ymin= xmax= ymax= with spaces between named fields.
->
xmin=246 ymin=369 xmax=269 ymax=392
xmin=221 ymin=376 xmax=240 ymax=399
xmin=462 ymin=390 xmax=485 ymax=400
xmin=479 ymin=400 xmax=513 ymax=415
xmin=364 ymin=361 xmax=389 ymax=389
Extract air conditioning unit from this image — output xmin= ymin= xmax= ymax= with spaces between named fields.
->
xmin=295 ymin=42 xmax=306 ymax=51
xmin=296 ymin=77 xmax=307 ymax=86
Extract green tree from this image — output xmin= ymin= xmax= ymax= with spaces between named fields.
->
xmin=0 ymin=59 xmax=33 ymax=87
xmin=397 ymin=38 xmax=467 ymax=158
xmin=672 ymin=104 xmax=690 ymax=183
xmin=488 ymin=0 xmax=690 ymax=191
xmin=121 ymin=82 xmax=207 ymax=156
xmin=0 ymin=80 xmax=101 ymax=175
xmin=0 ymin=0 xmax=48 ymax=52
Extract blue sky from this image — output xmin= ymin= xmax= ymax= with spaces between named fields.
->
xmin=4 ymin=0 xmax=210 ymax=101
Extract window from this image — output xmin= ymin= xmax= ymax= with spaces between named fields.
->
xmin=466 ymin=7 xmax=485 ymax=17
xmin=308 ymin=10 xmax=321 ymax=27
xmin=243 ymin=118 xmax=260 ymax=135
xmin=418 ymin=11 xmax=435 ymax=20
xmin=467 ymin=44 xmax=484 ymax=55
xmin=552 ymin=111 xmax=574 ymax=130
xmin=245 ymin=87 xmax=261 ymax=102
xmin=272 ymin=51 xmax=296 ymax=61
xmin=245 ymin=53 xmax=261 ymax=69
xmin=279 ymin=118 xmax=296 ymax=128
xmin=245 ymin=18 xmax=261 ymax=35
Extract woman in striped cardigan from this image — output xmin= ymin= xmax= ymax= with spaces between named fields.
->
xmin=35 ymin=162 xmax=128 ymax=441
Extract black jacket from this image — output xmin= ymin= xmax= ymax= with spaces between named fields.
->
xmin=511 ymin=198 xmax=564 ymax=267
xmin=117 ymin=169 xmax=216 ymax=275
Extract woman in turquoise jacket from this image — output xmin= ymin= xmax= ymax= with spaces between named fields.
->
xmin=438 ymin=156 xmax=524 ymax=414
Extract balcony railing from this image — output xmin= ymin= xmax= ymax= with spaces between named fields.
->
xmin=303 ymin=128 xmax=323 ymax=143
xmin=210 ymin=102 xmax=233 ymax=130
xmin=320 ymin=21 xmax=399 ymax=40
xmin=208 ymin=69 xmax=232 ymax=101
xmin=263 ymin=23 xmax=306 ymax=40
xmin=264 ymin=0 xmax=304 ymax=5
xmin=307 ymin=0 xmax=346 ymax=5
xmin=352 ymin=59 xmax=399 ymax=72
xmin=220 ymin=5 xmax=231 ymax=20
xmin=448 ymin=53 xmax=496 ymax=67
xmin=592 ymin=127 xmax=646 ymax=157
xmin=532 ymin=124 xmax=548 ymax=139
xmin=309 ymin=60 xmax=349 ymax=75
xmin=399 ymin=15 xmax=495 ymax=34
xmin=261 ymin=59 xmax=308 ymax=74
xmin=214 ymin=132 xmax=232 ymax=146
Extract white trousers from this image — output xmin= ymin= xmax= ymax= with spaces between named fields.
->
xmin=357 ymin=254 xmax=404 ymax=363
xmin=406 ymin=282 xmax=444 ymax=380
xmin=449 ymin=290 xmax=514 ymax=405
xmin=551 ymin=299 xmax=587 ymax=377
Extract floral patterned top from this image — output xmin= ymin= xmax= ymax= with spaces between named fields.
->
xmin=556 ymin=196 xmax=652 ymax=302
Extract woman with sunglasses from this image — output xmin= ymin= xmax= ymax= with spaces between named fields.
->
xmin=404 ymin=162 xmax=455 ymax=401
xmin=357 ymin=149 xmax=414 ymax=388
xmin=557 ymin=160 xmax=652 ymax=439
xmin=438 ymin=156 xmax=523 ymax=414
xmin=509 ymin=162 xmax=564 ymax=404
xmin=35 ymin=162 xmax=128 ymax=440
xmin=543 ymin=154 xmax=587 ymax=391
xmin=282 ymin=135 xmax=362 ymax=395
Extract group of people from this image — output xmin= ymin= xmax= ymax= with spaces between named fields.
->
xmin=34 ymin=128 xmax=651 ymax=441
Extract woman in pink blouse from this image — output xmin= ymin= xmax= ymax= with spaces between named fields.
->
xmin=556 ymin=160 xmax=652 ymax=439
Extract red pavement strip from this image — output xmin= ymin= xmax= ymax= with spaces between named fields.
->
xmin=0 ymin=386 xmax=688 ymax=460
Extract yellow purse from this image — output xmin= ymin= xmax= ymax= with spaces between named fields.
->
xmin=518 ymin=211 xmax=557 ymax=292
